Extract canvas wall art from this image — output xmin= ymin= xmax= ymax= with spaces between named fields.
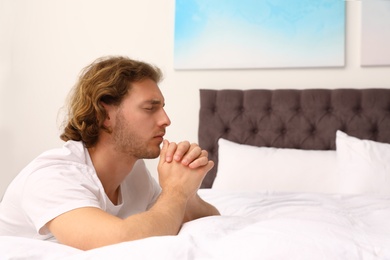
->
xmin=174 ymin=0 xmax=345 ymax=70
xmin=361 ymin=0 xmax=390 ymax=66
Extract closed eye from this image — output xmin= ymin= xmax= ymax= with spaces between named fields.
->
xmin=144 ymin=106 xmax=159 ymax=112
xmin=141 ymin=99 xmax=164 ymax=112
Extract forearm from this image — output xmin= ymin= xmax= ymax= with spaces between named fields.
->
xmin=122 ymin=190 xmax=188 ymax=239
xmin=48 ymin=190 xmax=189 ymax=250
xmin=183 ymin=193 xmax=220 ymax=223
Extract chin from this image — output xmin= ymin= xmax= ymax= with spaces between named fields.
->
xmin=142 ymin=147 xmax=161 ymax=159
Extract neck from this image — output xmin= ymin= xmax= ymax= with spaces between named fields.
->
xmin=87 ymin=141 xmax=137 ymax=204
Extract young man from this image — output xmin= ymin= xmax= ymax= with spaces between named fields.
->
xmin=0 ymin=56 xmax=220 ymax=250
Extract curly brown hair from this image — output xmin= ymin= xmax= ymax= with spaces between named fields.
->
xmin=60 ymin=56 xmax=163 ymax=147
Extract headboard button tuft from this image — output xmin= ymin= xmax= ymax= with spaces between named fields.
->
xmin=354 ymin=106 xmax=362 ymax=114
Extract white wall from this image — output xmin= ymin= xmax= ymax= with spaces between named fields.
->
xmin=1 ymin=0 xmax=389 ymax=197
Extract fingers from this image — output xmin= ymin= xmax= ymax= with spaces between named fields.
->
xmin=158 ymin=139 xmax=169 ymax=166
xmin=181 ymin=144 xmax=202 ymax=166
xmin=187 ymin=150 xmax=209 ymax=169
xmin=173 ymin=141 xmax=191 ymax=163
xmin=164 ymin=141 xmax=177 ymax=163
xmin=162 ymin=140 xmax=210 ymax=169
xmin=165 ymin=141 xmax=192 ymax=163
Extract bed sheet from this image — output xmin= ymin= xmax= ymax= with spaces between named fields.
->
xmin=1 ymin=190 xmax=390 ymax=259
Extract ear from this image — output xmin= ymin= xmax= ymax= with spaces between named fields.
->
xmin=100 ymin=101 xmax=116 ymax=128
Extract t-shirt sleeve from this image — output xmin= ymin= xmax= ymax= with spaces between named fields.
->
xmin=21 ymin=162 xmax=102 ymax=235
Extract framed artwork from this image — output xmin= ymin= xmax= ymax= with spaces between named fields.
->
xmin=174 ymin=0 xmax=345 ymax=70
xmin=361 ymin=0 xmax=390 ymax=66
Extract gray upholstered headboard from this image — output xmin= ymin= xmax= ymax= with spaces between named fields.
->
xmin=199 ymin=88 xmax=390 ymax=188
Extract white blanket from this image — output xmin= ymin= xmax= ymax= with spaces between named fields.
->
xmin=1 ymin=190 xmax=390 ymax=259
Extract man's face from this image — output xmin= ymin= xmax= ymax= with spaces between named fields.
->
xmin=110 ymin=79 xmax=171 ymax=159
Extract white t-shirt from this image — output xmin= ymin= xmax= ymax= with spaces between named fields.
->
xmin=0 ymin=140 xmax=161 ymax=242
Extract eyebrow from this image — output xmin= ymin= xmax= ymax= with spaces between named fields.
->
xmin=142 ymin=99 xmax=165 ymax=106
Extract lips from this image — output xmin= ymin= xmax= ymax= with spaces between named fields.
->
xmin=153 ymin=132 xmax=165 ymax=140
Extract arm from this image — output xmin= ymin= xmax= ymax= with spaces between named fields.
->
xmin=47 ymin=140 xmax=214 ymax=250
xmin=47 ymin=191 xmax=187 ymax=250
xmin=184 ymin=193 xmax=220 ymax=222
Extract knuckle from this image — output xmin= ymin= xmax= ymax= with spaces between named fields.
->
xmin=169 ymin=142 xmax=177 ymax=149
xmin=181 ymin=141 xmax=190 ymax=146
xmin=193 ymin=146 xmax=201 ymax=153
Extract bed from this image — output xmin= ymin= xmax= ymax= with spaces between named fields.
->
xmin=1 ymin=88 xmax=390 ymax=259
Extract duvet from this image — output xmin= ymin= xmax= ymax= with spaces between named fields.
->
xmin=1 ymin=190 xmax=390 ymax=259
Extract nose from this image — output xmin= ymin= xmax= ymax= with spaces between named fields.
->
xmin=159 ymin=108 xmax=171 ymax=127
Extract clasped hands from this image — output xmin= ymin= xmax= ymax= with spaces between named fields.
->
xmin=158 ymin=140 xmax=214 ymax=198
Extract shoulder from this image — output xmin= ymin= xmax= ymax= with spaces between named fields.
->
xmin=25 ymin=141 xmax=90 ymax=173
xmin=13 ymin=141 xmax=96 ymax=190
xmin=37 ymin=140 xmax=87 ymax=164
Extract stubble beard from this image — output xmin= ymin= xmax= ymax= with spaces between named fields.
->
xmin=113 ymin=111 xmax=161 ymax=159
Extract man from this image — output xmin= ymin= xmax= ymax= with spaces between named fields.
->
xmin=0 ymin=56 xmax=220 ymax=250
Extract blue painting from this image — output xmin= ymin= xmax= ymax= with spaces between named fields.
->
xmin=174 ymin=0 xmax=345 ymax=69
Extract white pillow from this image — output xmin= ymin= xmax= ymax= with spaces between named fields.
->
xmin=213 ymin=138 xmax=338 ymax=193
xmin=336 ymin=130 xmax=390 ymax=195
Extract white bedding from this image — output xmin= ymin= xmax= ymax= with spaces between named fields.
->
xmin=1 ymin=189 xmax=390 ymax=259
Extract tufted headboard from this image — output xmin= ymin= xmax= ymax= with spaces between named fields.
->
xmin=199 ymin=88 xmax=390 ymax=188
